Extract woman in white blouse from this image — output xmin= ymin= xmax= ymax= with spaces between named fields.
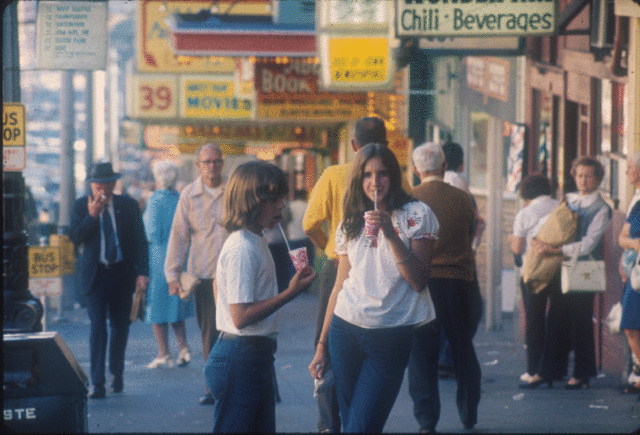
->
xmin=308 ymin=143 xmax=439 ymax=432
xmin=531 ymin=157 xmax=611 ymax=389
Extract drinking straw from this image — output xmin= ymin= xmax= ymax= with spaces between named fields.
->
xmin=374 ymin=190 xmax=377 ymax=210
xmin=278 ymin=222 xmax=292 ymax=251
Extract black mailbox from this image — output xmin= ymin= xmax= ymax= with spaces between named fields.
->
xmin=3 ymin=332 xmax=88 ymax=433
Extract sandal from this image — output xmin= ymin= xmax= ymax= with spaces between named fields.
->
xmin=146 ymin=354 xmax=174 ymax=369
xmin=176 ymin=348 xmax=191 ymax=367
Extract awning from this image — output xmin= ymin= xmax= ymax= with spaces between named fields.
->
xmin=165 ymin=10 xmax=316 ymax=57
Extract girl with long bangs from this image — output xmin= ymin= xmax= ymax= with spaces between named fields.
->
xmin=205 ymin=160 xmax=316 ymax=433
xmin=309 ymin=143 xmax=440 ymax=432
xmin=341 ymin=143 xmax=414 ymax=241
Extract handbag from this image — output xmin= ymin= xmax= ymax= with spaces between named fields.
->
xmin=523 ymin=200 xmax=578 ymax=294
xmin=561 ymin=246 xmax=606 ymax=294
xmin=631 ymin=253 xmax=640 ymax=291
xmin=178 ymin=272 xmax=201 ymax=301
xmin=605 ymin=302 xmax=623 ymax=335
xmin=130 ymin=284 xmax=146 ymax=322
xmin=621 ymin=249 xmax=638 ymax=279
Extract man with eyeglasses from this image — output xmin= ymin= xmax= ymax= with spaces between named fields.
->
xmin=165 ymin=143 xmax=228 ymax=405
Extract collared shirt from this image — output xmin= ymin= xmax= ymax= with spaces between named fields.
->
xmin=164 ymin=176 xmax=228 ymax=282
xmin=444 ymin=170 xmax=469 ymax=192
xmin=100 ymin=200 xmax=122 ymax=265
xmin=303 ymin=164 xmax=350 ymax=259
xmin=560 ymin=191 xmax=611 ymax=257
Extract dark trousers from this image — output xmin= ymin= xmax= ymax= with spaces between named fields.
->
xmin=523 ymin=274 xmax=569 ymax=377
xmin=194 ymin=279 xmax=219 ymax=364
xmin=408 ymin=277 xmax=482 ymax=430
xmin=567 ymin=292 xmax=597 ymax=379
xmin=539 ymin=274 xmax=572 ymax=380
xmin=315 ymin=259 xmax=341 ymax=433
xmin=86 ymin=263 xmax=133 ymax=387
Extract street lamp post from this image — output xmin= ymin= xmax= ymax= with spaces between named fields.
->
xmin=3 ymin=1 xmax=43 ymax=333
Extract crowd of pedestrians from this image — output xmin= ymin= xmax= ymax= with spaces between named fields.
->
xmin=68 ymin=115 xmax=637 ymax=432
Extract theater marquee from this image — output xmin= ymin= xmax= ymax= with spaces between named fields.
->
xmin=395 ymin=0 xmax=557 ymax=38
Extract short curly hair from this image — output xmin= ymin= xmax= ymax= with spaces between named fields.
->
xmin=152 ymin=160 xmax=179 ymax=190
xmin=570 ymin=156 xmax=605 ymax=184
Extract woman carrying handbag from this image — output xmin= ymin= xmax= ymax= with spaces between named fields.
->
xmin=530 ymin=156 xmax=611 ymax=389
xmin=618 ymin=152 xmax=640 ymax=393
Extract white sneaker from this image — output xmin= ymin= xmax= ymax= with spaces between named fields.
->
xmin=520 ymin=372 xmax=533 ymax=383
xmin=176 ymin=348 xmax=191 ymax=367
xmin=146 ymin=354 xmax=174 ymax=369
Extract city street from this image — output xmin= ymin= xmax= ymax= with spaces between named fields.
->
xmin=45 ymin=291 xmax=640 ymax=434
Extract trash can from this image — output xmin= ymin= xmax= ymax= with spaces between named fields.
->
xmin=3 ymin=331 xmax=88 ymax=433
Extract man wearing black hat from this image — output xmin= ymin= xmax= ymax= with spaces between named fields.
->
xmin=70 ymin=162 xmax=149 ymax=399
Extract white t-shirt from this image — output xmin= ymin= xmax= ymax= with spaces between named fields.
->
xmin=215 ymin=229 xmax=279 ymax=336
xmin=512 ymin=195 xmax=559 ymax=257
xmin=334 ymin=201 xmax=439 ymax=329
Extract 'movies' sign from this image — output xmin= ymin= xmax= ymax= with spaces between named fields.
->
xmin=395 ymin=0 xmax=556 ymax=38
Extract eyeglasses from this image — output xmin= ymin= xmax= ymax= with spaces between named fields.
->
xmin=198 ymin=159 xmax=223 ymax=165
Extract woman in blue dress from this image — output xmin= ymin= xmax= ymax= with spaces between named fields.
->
xmin=618 ymin=152 xmax=640 ymax=392
xmin=144 ymin=160 xmax=194 ymax=369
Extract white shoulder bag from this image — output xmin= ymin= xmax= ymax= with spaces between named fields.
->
xmin=561 ymin=246 xmax=606 ymax=294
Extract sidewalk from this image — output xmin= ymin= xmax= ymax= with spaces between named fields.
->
xmin=46 ymin=292 xmax=640 ymax=433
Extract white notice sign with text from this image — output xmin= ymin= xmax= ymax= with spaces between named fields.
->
xmin=36 ymin=1 xmax=108 ymax=70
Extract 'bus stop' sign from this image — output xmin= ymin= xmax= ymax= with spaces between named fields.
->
xmin=3 ymin=103 xmax=26 ymax=172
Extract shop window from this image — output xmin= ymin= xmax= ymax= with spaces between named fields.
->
xmin=469 ymin=112 xmax=488 ymax=189
xmin=596 ymin=79 xmax=625 ymax=203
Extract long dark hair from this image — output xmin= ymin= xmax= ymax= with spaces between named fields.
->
xmin=342 ymin=143 xmax=413 ymax=240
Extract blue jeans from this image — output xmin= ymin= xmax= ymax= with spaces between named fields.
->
xmin=204 ymin=333 xmax=276 ymax=433
xmin=328 ymin=315 xmax=414 ymax=433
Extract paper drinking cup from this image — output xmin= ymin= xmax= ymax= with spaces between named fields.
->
xmin=364 ymin=212 xmax=380 ymax=240
xmin=289 ymin=246 xmax=309 ymax=272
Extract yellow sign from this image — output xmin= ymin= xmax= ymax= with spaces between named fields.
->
xmin=127 ymin=73 xmax=179 ymax=119
xmin=29 ymin=246 xmax=61 ymax=278
xmin=49 ymin=235 xmax=74 ymax=275
xmin=319 ymin=35 xmax=396 ymax=91
xmin=3 ymin=103 xmax=25 ymax=146
xmin=329 ymin=37 xmax=388 ymax=83
xmin=180 ymin=76 xmax=253 ymax=120
xmin=137 ymin=0 xmax=269 ymax=73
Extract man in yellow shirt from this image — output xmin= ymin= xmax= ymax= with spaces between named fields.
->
xmin=303 ymin=116 xmax=387 ymax=432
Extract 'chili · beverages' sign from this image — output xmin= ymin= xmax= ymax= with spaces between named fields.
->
xmin=395 ymin=0 xmax=557 ymax=38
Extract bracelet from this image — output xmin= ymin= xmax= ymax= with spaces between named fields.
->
xmin=396 ymin=252 xmax=413 ymax=265
xmin=317 ymin=341 xmax=328 ymax=347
